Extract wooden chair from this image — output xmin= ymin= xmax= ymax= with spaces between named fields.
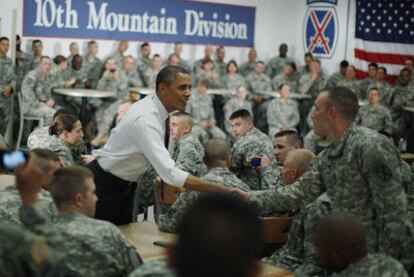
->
xmin=261 ymin=217 xmax=293 ymax=244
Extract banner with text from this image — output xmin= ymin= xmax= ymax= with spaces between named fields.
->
xmin=23 ymin=0 xmax=256 ymax=47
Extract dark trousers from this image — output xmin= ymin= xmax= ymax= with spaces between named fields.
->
xmin=88 ymin=160 xmax=136 ymax=225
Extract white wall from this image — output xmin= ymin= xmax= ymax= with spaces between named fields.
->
xmin=0 ymin=0 xmax=356 ymax=74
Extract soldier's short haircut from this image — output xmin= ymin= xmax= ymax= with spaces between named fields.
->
xmin=368 ymin=62 xmax=378 ymax=69
xmin=155 ymin=65 xmax=189 ymax=92
xmin=340 ymin=60 xmax=349 ymax=68
xmin=368 ymin=87 xmax=381 ymax=96
xmin=304 ymin=52 xmax=313 ymax=58
xmin=0 ymin=36 xmax=9 ymax=42
xmin=50 ymin=166 xmax=94 ymax=208
xmin=198 ymin=79 xmax=210 ymax=89
xmin=204 ymin=138 xmax=229 ymax=164
xmin=140 ymin=42 xmax=149 ymax=49
xmin=229 ymin=109 xmax=253 ymax=122
xmin=30 ymin=148 xmax=60 ymax=173
xmin=87 ymin=40 xmax=97 ymax=47
xmin=39 ymin=55 xmax=51 ymax=62
xmin=274 ymin=130 xmax=302 ymax=147
xmin=324 ymin=87 xmax=359 ymax=120
xmin=53 ymin=55 xmax=67 ymax=65
xmin=378 ymin=66 xmax=387 ymax=75
xmin=32 ymin=39 xmax=42 ymax=46
xmin=284 ymin=149 xmax=315 ymax=175
xmin=152 ymin=54 xmax=161 ymax=59
xmin=256 ymin=60 xmax=265 ymax=65
xmin=69 ymin=42 xmax=78 ymax=48
xmin=171 ymin=111 xmax=193 ymax=128
xmin=287 ymin=62 xmax=297 ymax=71
xmin=174 ymin=193 xmax=262 ymax=277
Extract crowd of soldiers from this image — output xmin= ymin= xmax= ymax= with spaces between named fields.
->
xmin=1 ymin=35 xmax=414 ymax=277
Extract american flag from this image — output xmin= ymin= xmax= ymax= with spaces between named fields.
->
xmin=354 ymin=0 xmax=414 ymax=83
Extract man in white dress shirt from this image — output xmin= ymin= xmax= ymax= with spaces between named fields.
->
xmin=90 ymin=65 xmax=230 ymax=225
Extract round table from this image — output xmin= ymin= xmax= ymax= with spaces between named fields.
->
xmin=53 ymin=88 xmax=117 ymax=125
xmin=129 ymin=87 xmax=153 ymax=95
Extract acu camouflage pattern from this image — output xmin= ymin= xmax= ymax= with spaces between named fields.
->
xmin=123 ymin=69 xmax=143 ymax=88
xmin=368 ymin=80 xmax=392 ymax=107
xmin=330 ymin=254 xmax=408 ymax=277
xmin=359 ymin=77 xmax=377 ymax=100
xmin=390 ymin=84 xmax=414 ymax=136
xmin=262 ymin=194 xmax=332 ymax=273
xmin=267 ymin=98 xmax=300 ymax=137
xmin=128 ymin=258 xmax=175 ymax=277
xmin=0 ymin=203 xmax=67 ymax=276
xmin=245 ymin=73 xmax=272 ymax=97
xmin=356 ymin=104 xmax=393 ymax=133
xmin=271 ymin=72 xmax=299 ymax=92
xmin=82 ymin=55 xmax=103 ymax=89
xmin=239 ymin=61 xmax=255 ymax=77
xmin=231 ymin=127 xmax=280 ymax=190
xmin=15 ymin=51 xmax=32 ymax=92
xmin=0 ymin=55 xmax=16 ymax=134
xmin=55 ymin=212 xmax=141 ymax=276
xmin=336 ymin=78 xmax=363 ymax=99
xmin=265 ymin=56 xmax=295 ymax=79
xmin=141 ymin=66 xmax=159 ymax=89
xmin=158 ymin=167 xmax=249 ymax=232
xmin=327 ymin=72 xmax=345 ymax=87
xmin=221 ymin=73 xmax=246 ymax=90
xmin=193 ymin=70 xmax=223 ymax=88
xmin=137 ymin=57 xmax=152 ymax=87
xmin=250 ymin=124 xmax=407 ymax=260
xmin=0 ymin=185 xmax=58 ymax=225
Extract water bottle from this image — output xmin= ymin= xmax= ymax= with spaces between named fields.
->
xmin=399 ymin=138 xmax=407 ymax=153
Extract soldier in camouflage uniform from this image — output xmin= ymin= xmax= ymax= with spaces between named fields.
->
xmin=214 ymin=46 xmax=227 ymax=76
xmin=239 ymin=48 xmax=257 ymax=77
xmin=298 ymin=52 xmax=313 ymax=76
xmin=122 ymin=55 xmax=143 ymax=89
xmin=110 ymin=40 xmax=129 ymax=68
xmin=221 ymin=60 xmax=246 ymax=90
xmin=267 ymin=84 xmax=300 ymax=137
xmin=141 ymin=54 xmax=162 ymax=89
xmin=245 ymin=61 xmax=272 ymax=132
xmin=0 ymin=37 xmax=16 ymax=135
xmin=172 ymin=42 xmax=191 ymax=73
xmin=186 ymin=80 xmax=226 ymax=144
xmin=368 ymin=66 xmax=392 ymax=107
xmin=193 ymin=45 xmax=213 ymax=76
xmin=158 ymin=138 xmax=249 ymax=232
xmin=15 ymin=35 xmax=32 ymax=93
xmin=327 ymin=60 xmax=348 ymax=87
xmin=229 ymin=109 xmax=279 ymax=190
xmin=136 ymin=112 xmax=206 ymax=210
xmin=21 ymin=56 xmax=56 ymax=125
xmin=359 ymin=62 xmax=378 ymax=100
xmin=137 ymin=42 xmax=152 ymax=87
xmin=356 ymin=87 xmax=393 ymax=133
xmin=238 ymin=87 xmax=413 ymax=270
xmin=82 ymin=41 xmax=103 ymax=89
xmin=265 ymin=43 xmax=295 ymax=80
xmin=0 ymin=160 xmax=68 ymax=276
xmin=0 ymin=149 xmax=60 ymax=225
xmin=92 ymin=58 xmax=128 ymax=147
xmin=223 ymin=86 xmax=253 ymax=135
xmin=314 ymin=213 xmax=408 ymax=277
xmin=271 ymin=62 xmax=299 ymax=92
xmin=128 ymin=258 xmax=175 ymax=277
xmin=66 ymin=42 xmax=79 ymax=68
xmin=336 ymin=66 xmax=363 ymax=99
xmin=28 ymin=39 xmax=44 ymax=71
xmin=193 ymin=59 xmax=223 ymax=88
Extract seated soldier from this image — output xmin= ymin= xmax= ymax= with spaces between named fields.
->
xmin=122 ymin=55 xmax=143 ymax=89
xmin=356 ymin=87 xmax=392 ymax=133
xmin=0 ymin=149 xmax=60 ymax=225
xmin=136 ymin=111 xmax=206 ymax=213
xmin=50 ymin=166 xmax=142 ymax=276
xmin=158 ymin=138 xmax=249 ymax=232
xmin=27 ymin=109 xmax=89 ymax=166
xmin=229 ymin=109 xmax=279 ymax=190
xmin=261 ymin=150 xmax=332 ymax=275
xmin=273 ymin=130 xmax=302 ymax=167
xmin=186 ymin=79 xmax=227 ymax=144
xmin=223 ymin=85 xmax=253 ymax=135
xmin=130 ymin=193 xmax=263 ymax=277
xmin=314 ymin=213 xmax=408 ymax=277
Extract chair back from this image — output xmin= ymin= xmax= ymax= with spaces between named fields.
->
xmin=261 ymin=217 xmax=293 ymax=244
xmin=154 ymin=177 xmax=183 ymax=205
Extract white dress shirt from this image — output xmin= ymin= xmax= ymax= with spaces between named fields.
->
xmin=92 ymin=93 xmax=189 ymax=185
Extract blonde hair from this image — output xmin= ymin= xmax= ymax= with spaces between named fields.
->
xmin=285 ymin=149 xmax=316 ymax=175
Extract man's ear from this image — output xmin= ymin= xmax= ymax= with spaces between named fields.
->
xmin=328 ymin=106 xmax=337 ymax=120
xmin=74 ymin=193 xmax=83 ymax=207
xmin=158 ymin=83 xmax=167 ymax=97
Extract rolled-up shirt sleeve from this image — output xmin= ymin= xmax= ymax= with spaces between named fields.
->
xmin=134 ymin=115 xmax=189 ymax=187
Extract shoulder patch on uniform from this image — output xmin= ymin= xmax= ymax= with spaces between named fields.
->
xmin=30 ymin=236 xmax=48 ymax=265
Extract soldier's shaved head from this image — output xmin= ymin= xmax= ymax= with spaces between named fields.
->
xmin=171 ymin=111 xmax=193 ymax=129
xmin=204 ymin=138 xmax=230 ymax=165
xmin=284 ymin=149 xmax=315 ymax=175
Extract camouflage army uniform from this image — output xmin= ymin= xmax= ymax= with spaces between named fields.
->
xmin=178 ymin=57 xmax=191 ymax=73
xmin=194 ymin=70 xmax=223 ymax=88
xmin=298 ymin=72 xmax=328 ymax=100
xmin=262 ymin=194 xmax=332 ymax=272
xmin=359 ymin=77 xmax=377 ymax=100
xmin=231 ymin=127 xmax=280 ymax=190
xmin=402 ymin=161 xmax=414 ymax=216
xmin=15 ymin=51 xmax=32 ymax=92
xmin=83 ymin=55 xmax=103 ymax=89
xmin=0 ymin=133 xmax=7 ymax=148
xmin=0 ymin=203 xmax=67 ymax=276
xmin=27 ymin=126 xmax=85 ymax=166
xmin=0 ymin=185 xmax=58 ymax=225
xmin=141 ymin=67 xmax=159 ymax=89
xmin=55 ymin=212 xmax=141 ymax=276
xmin=368 ymin=80 xmax=392 ymax=107
xmin=330 ymin=254 xmax=408 ymax=277
xmin=136 ymin=132 xmax=206 ymax=210
xmin=67 ymin=67 xmax=89 ymax=89
xmin=356 ymin=104 xmax=393 ymax=133
xmin=239 ymin=61 xmax=255 ymax=77
xmin=0 ymin=55 xmax=16 ymax=135
xmin=137 ymin=57 xmax=152 ymax=87
xmin=123 ymin=69 xmax=144 ymax=88
xmin=21 ymin=68 xmax=56 ymax=125
xmin=111 ymin=52 xmax=125 ymax=69
xmin=265 ymin=56 xmax=294 ymax=79
xmin=271 ymin=72 xmax=299 ymax=92
xmin=158 ymin=167 xmax=250 ymax=232
xmin=267 ymin=98 xmax=300 ymax=137
xmin=250 ymin=124 xmax=408 ymax=261
xmin=128 ymin=258 xmax=175 ymax=277
xmin=214 ymin=60 xmax=227 ymax=76
xmin=186 ymin=91 xmax=226 ymax=144
xmin=223 ymin=98 xmax=253 ymax=134
xmin=28 ymin=55 xmax=41 ymax=71
xmin=390 ymin=84 xmax=414 ymax=137
xmin=221 ymin=73 xmax=246 ymax=90
xmin=96 ymin=71 xmax=128 ymax=134
xmin=327 ymin=72 xmax=346 ymax=87
xmin=337 ymin=78 xmax=363 ymax=99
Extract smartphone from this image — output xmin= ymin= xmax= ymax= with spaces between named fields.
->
xmin=250 ymin=157 xmax=261 ymax=167
xmin=0 ymin=150 xmax=28 ymax=170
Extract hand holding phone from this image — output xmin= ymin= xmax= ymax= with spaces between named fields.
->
xmin=0 ymin=150 xmax=28 ymax=170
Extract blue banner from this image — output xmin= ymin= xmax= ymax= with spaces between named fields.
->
xmin=23 ymin=0 xmax=256 ymax=47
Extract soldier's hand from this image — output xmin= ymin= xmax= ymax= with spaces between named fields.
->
xmin=2 ymin=85 xmax=12 ymax=97
xmin=15 ymin=154 xmax=44 ymax=205
xmin=231 ymin=188 xmax=251 ymax=200
xmin=46 ymin=99 xmax=55 ymax=107
xmin=81 ymin=154 xmax=95 ymax=164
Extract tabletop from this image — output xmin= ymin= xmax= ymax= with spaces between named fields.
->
xmin=403 ymin=106 xmax=414 ymax=113
xmin=0 ymin=174 xmax=15 ymax=190
xmin=53 ymin=88 xmax=117 ymax=98
xmin=129 ymin=87 xmax=153 ymax=95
